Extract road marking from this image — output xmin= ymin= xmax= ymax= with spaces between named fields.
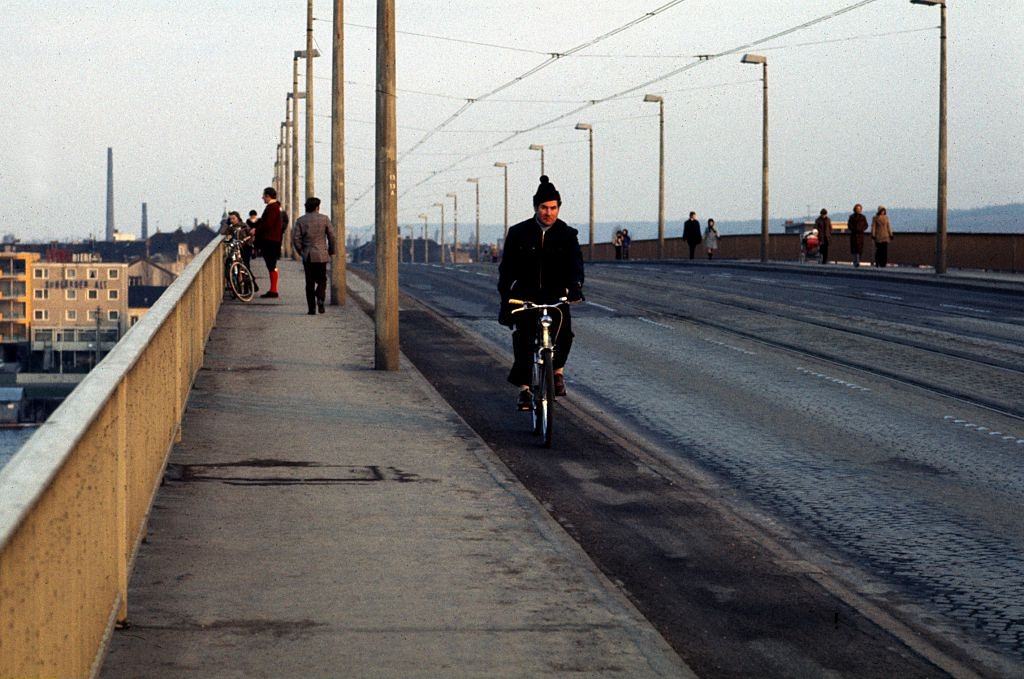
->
xmin=710 ymin=273 xmax=734 ymax=278
xmin=944 ymin=414 xmax=1023 ymax=447
xmin=799 ymin=282 xmax=834 ymax=290
xmin=749 ymin=277 xmax=775 ymax=284
xmin=430 ymin=264 xmax=442 ymax=268
xmin=940 ymin=303 xmax=991 ymax=314
xmin=863 ymin=292 xmax=903 ymax=301
xmin=796 ymin=366 xmax=869 ymax=391
xmin=587 ymin=301 xmax=617 ymax=313
xmin=638 ymin=317 xmax=672 ymax=329
xmin=474 ymin=271 xmax=489 ymax=277
xmin=705 ymin=338 xmax=756 ymax=356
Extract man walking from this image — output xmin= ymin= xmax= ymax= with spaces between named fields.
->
xmin=292 ymin=197 xmax=336 ymax=315
xmin=848 ymin=203 xmax=868 ymax=268
xmin=498 ymin=176 xmax=584 ymax=410
xmin=683 ymin=211 xmax=702 ymax=260
xmin=815 ymin=209 xmax=833 ymax=264
xmin=255 ymin=187 xmax=284 ymax=298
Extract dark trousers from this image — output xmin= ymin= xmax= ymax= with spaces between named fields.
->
xmin=688 ymin=241 xmax=699 ymax=259
xmin=508 ymin=306 xmax=573 ymax=387
xmin=614 ymin=246 xmax=622 ymax=260
xmin=303 ymin=261 xmax=328 ymax=311
xmin=819 ymin=239 xmax=830 ymax=264
xmin=260 ymin=240 xmax=282 ymax=274
xmin=875 ymin=242 xmax=889 ymax=268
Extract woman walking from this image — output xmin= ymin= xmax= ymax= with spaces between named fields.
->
xmin=871 ymin=206 xmax=893 ymax=268
xmin=703 ymin=219 xmax=720 ymax=260
xmin=613 ymin=230 xmax=624 ymax=260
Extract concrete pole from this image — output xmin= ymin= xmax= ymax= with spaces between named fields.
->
xmin=435 ymin=202 xmax=446 ymax=265
xmin=282 ymin=109 xmax=291 ymax=227
xmin=936 ymin=4 xmax=948 ymax=274
xmin=760 ymin=62 xmax=769 ymax=263
xmin=587 ymin=128 xmax=595 ymax=261
xmin=421 ymin=214 xmax=428 ymax=263
xmin=502 ymin=166 xmax=508 ymax=242
xmin=467 ymin=179 xmax=480 ymax=263
xmin=305 ymin=0 xmax=315 ymax=203
xmin=374 ymin=0 xmax=399 ymax=370
xmin=331 ymin=0 xmax=347 ymax=304
xmin=453 ymin=194 xmax=459 ymax=263
xmin=291 ymin=58 xmax=301 ymax=261
xmin=657 ymin=100 xmax=665 ymax=260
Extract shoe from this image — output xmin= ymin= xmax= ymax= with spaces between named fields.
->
xmin=554 ymin=373 xmax=566 ymax=396
xmin=317 ymin=302 xmax=325 ymax=314
xmin=307 ymin=309 xmax=316 ymax=315
xmin=517 ymin=390 xmax=533 ymax=411
xmin=260 ymin=291 xmax=279 ymax=299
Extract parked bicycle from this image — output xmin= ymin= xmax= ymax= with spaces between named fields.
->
xmin=509 ymin=297 xmax=568 ymax=448
xmin=223 ymin=227 xmax=256 ymax=302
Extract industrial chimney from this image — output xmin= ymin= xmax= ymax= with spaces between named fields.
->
xmin=105 ymin=147 xmax=115 ymax=241
xmin=141 ymin=202 xmax=149 ymax=240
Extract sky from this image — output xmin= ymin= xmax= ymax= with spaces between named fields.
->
xmin=1 ymin=1 xmax=1022 ymax=245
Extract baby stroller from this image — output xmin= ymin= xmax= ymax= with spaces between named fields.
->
xmin=800 ymin=228 xmax=820 ymax=263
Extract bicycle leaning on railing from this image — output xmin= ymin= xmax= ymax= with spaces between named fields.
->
xmin=508 ymin=297 xmax=568 ymax=448
xmin=223 ymin=227 xmax=256 ymax=302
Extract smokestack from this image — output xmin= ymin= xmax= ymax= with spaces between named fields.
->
xmin=105 ymin=147 xmax=115 ymax=241
xmin=141 ymin=202 xmax=148 ymax=239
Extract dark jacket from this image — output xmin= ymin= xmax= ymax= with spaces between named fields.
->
xmin=255 ymin=201 xmax=283 ymax=244
xmin=848 ymin=212 xmax=868 ymax=254
xmin=683 ymin=219 xmax=702 ymax=244
xmin=498 ymin=217 xmax=584 ymax=305
xmin=815 ymin=215 xmax=833 ymax=241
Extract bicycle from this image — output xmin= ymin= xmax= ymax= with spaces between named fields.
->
xmin=223 ymin=228 xmax=256 ymax=302
xmin=508 ymin=297 xmax=568 ymax=448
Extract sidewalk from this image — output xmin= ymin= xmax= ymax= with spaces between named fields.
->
xmin=101 ymin=259 xmax=691 ymax=678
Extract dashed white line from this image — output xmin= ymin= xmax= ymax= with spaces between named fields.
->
xmin=587 ymin=301 xmax=617 ymax=313
xmin=749 ymin=277 xmax=775 ymax=284
xmin=943 ymin=414 xmax=1023 ymax=446
xmin=704 ymin=338 xmax=756 ymax=356
xmin=474 ymin=271 xmax=489 ymax=277
xmin=638 ymin=317 xmax=672 ymax=329
xmin=796 ymin=366 xmax=869 ymax=391
xmin=863 ymin=292 xmax=903 ymax=301
xmin=798 ymin=282 xmax=834 ymax=290
xmin=940 ymin=303 xmax=991 ymax=315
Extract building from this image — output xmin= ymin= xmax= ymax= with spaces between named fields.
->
xmin=29 ymin=262 xmax=129 ymax=372
xmin=127 ymin=286 xmax=167 ymax=328
xmin=0 ymin=253 xmax=39 ymax=363
xmin=0 ymin=387 xmax=26 ymax=424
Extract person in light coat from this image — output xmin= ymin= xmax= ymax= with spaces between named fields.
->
xmin=291 ymin=197 xmax=337 ymax=315
xmin=703 ymin=219 xmax=719 ymax=259
xmin=871 ymin=206 xmax=893 ymax=268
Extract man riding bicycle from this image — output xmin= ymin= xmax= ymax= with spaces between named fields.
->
xmin=498 ymin=175 xmax=584 ymax=411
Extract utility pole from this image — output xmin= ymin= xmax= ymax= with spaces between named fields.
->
xmin=94 ymin=306 xmax=102 ymax=368
xmin=331 ymin=0 xmax=347 ymax=304
xmin=374 ymin=0 xmax=399 ymax=370
xmin=643 ymin=95 xmax=665 ymax=259
xmin=467 ymin=178 xmax=480 ymax=262
xmin=447 ymin=192 xmax=458 ymax=264
xmin=418 ymin=213 xmax=429 ymax=263
xmin=305 ymin=0 xmax=315 ymax=202
xmin=575 ymin=123 xmax=595 ymax=261
xmin=494 ymin=162 xmax=509 ymax=244
xmin=529 ymin=144 xmax=545 ymax=176
xmin=433 ymin=202 xmax=446 ymax=265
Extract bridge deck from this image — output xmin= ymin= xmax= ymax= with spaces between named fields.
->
xmin=100 ymin=260 xmax=689 ymax=678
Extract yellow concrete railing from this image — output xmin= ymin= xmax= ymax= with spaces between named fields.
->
xmin=0 ymin=236 xmax=224 ymax=679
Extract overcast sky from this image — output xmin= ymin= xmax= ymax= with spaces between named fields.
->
xmin=2 ymin=1 xmax=1021 ymax=244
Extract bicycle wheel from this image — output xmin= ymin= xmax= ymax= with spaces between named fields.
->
xmin=540 ymin=348 xmax=555 ymax=448
xmin=531 ymin=352 xmax=544 ymax=435
xmin=229 ymin=261 xmax=255 ymax=302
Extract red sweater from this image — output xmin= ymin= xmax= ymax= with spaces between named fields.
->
xmin=255 ymin=201 xmax=283 ymax=242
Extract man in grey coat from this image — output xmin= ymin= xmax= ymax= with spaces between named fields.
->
xmin=292 ymin=197 xmax=337 ymax=315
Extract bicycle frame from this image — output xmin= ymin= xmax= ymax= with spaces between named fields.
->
xmin=509 ymin=297 xmax=567 ymax=447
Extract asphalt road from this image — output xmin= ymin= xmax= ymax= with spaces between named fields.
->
xmin=358 ymin=260 xmax=1024 ymax=677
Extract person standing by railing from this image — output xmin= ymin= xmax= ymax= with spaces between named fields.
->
xmin=848 ymin=203 xmax=868 ymax=268
xmin=815 ymin=209 xmax=833 ymax=264
xmin=703 ymin=219 xmax=719 ymax=260
xmin=872 ymin=206 xmax=893 ymax=268
xmin=292 ymin=197 xmax=336 ymax=315
xmin=684 ymin=212 xmax=702 ymax=260
xmin=255 ymin=187 xmax=284 ymax=298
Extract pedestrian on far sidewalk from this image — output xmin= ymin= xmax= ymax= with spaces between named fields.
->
xmin=815 ymin=209 xmax=832 ymax=264
xmin=871 ymin=206 xmax=893 ymax=268
xmin=613 ymin=230 xmax=623 ymax=260
xmin=684 ymin=212 xmax=702 ymax=259
xmin=848 ymin=203 xmax=868 ymax=268
xmin=292 ymin=197 xmax=336 ymax=315
xmin=703 ymin=219 xmax=719 ymax=260
xmin=255 ymin=187 xmax=284 ymax=298
xmin=621 ymin=229 xmax=631 ymax=260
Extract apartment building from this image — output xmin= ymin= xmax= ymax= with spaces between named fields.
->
xmin=0 ymin=253 xmax=39 ymax=362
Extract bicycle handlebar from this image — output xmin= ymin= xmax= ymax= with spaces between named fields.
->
xmin=508 ymin=297 xmax=568 ymax=314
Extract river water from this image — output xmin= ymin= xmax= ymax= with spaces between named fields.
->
xmin=0 ymin=428 xmax=38 ymax=471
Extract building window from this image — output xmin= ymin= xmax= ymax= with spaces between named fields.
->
xmin=129 ymin=276 xmax=142 ymax=286
xmin=108 ymin=310 xmax=120 ymax=321
xmin=34 ymin=289 xmax=48 ymax=300
xmin=66 ymin=309 xmax=77 ymax=321
xmin=33 ymin=268 xmax=47 ymax=279
xmin=88 ymin=289 xmax=98 ymax=300
xmin=65 ymin=268 xmax=77 ymax=279
xmin=34 ymin=329 xmax=53 ymax=342
xmin=108 ymin=268 xmax=120 ymax=279
xmin=88 ymin=310 xmax=98 ymax=321
xmin=108 ymin=289 xmax=119 ymax=300
xmin=34 ymin=309 xmax=48 ymax=321
xmin=87 ymin=269 xmax=98 ymax=279
xmin=65 ymin=289 xmax=77 ymax=300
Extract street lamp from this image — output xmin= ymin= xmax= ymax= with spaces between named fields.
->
xmin=467 ymin=178 xmax=480 ymax=263
xmin=418 ymin=213 xmax=429 ymax=263
xmin=433 ymin=202 xmax=446 ymax=264
xmin=446 ymin=192 xmax=459 ymax=264
xmin=911 ymin=0 xmax=948 ymax=274
xmin=575 ymin=123 xmax=595 ymax=261
xmin=741 ymin=53 xmax=769 ymax=263
xmin=643 ymin=94 xmax=665 ymax=259
xmin=404 ymin=225 xmax=413 ymax=263
xmin=529 ymin=144 xmax=545 ymax=176
xmin=294 ymin=48 xmax=322 ymax=201
xmin=494 ymin=162 xmax=509 ymax=244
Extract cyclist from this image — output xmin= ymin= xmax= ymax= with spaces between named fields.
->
xmin=498 ymin=175 xmax=584 ymax=411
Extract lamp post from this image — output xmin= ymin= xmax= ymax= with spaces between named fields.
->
xmin=446 ymin=192 xmax=458 ymax=264
xmin=405 ymin=225 xmax=414 ymax=263
xmin=575 ymin=123 xmax=595 ymax=261
xmin=911 ymin=0 xmax=948 ymax=274
xmin=330 ymin=0 xmax=346 ymax=305
xmin=418 ymin=213 xmax=429 ymax=263
xmin=643 ymin=94 xmax=665 ymax=259
xmin=467 ymin=178 xmax=480 ymax=262
xmin=290 ymin=58 xmax=302 ymax=259
xmin=374 ymin=0 xmax=398 ymax=370
xmin=529 ymin=144 xmax=545 ymax=176
xmin=494 ymin=162 xmax=509 ymax=244
xmin=741 ymin=53 xmax=769 ymax=263
xmin=433 ymin=202 xmax=446 ymax=264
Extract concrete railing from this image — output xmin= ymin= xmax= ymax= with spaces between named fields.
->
xmin=0 ymin=236 xmax=223 ymax=678
xmin=591 ymin=232 xmax=1024 ymax=272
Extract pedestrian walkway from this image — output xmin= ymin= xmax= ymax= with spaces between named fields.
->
xmin=101 ymin=259 xmax=690 ymax=678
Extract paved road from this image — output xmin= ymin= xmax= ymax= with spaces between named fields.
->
xmin=373 ymin=260 xmax=1024 ymax=677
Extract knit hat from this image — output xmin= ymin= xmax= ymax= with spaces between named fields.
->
xmin=532 ymin=175 xmax=561 ymax=208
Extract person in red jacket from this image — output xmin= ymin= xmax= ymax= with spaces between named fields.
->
xmin=255 ymin=187 xmax=284 ymax=298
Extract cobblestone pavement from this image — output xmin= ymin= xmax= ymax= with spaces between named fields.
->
xmin=394 ymin=262 xmax=1024 ymax=672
